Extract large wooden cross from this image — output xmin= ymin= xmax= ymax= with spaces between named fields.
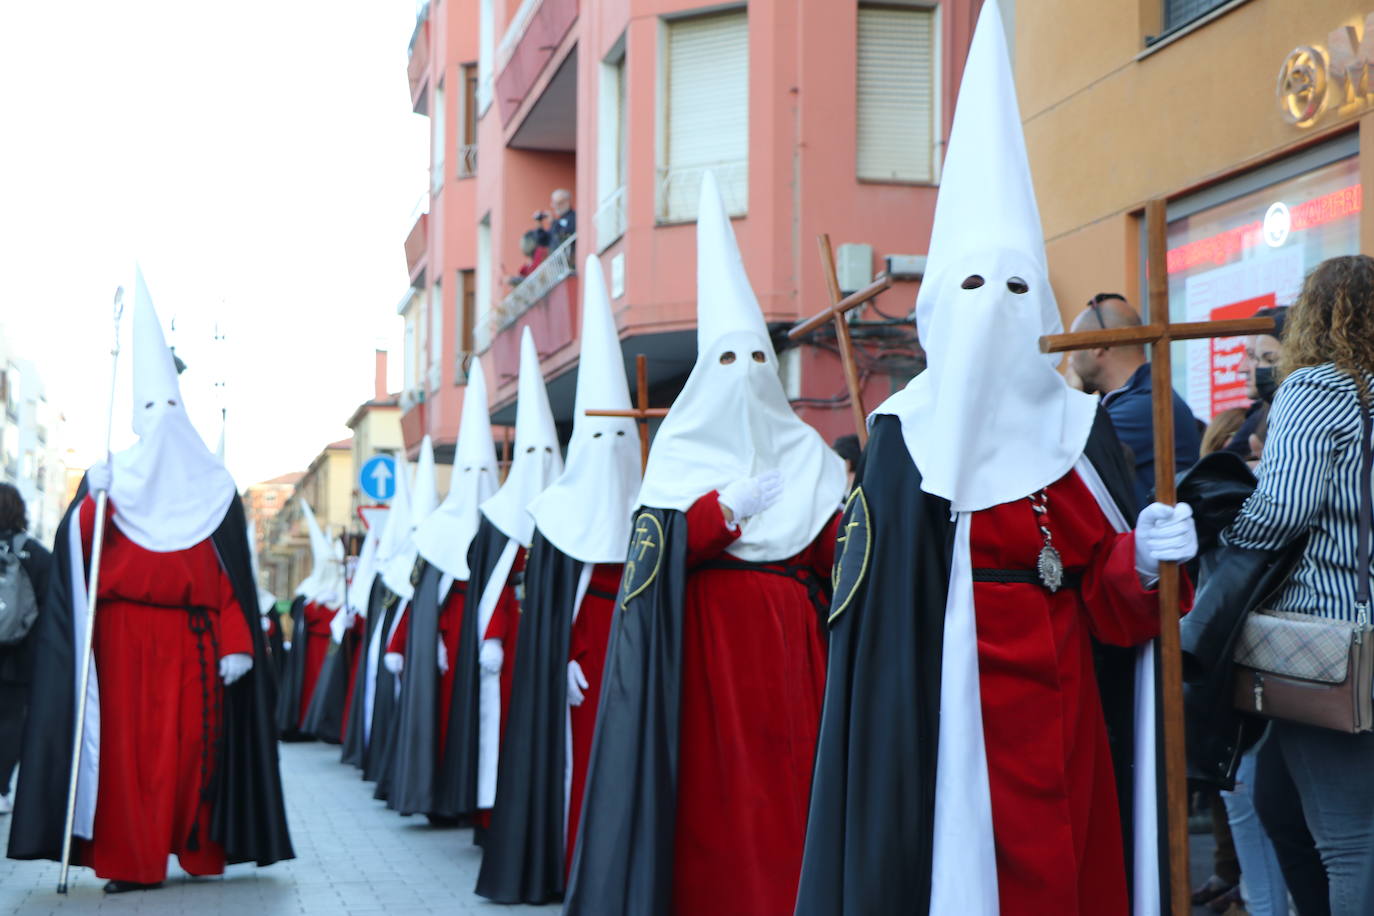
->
xmin=787 ymin=234 xmax=896 ymax=446
xmin=1040 ymin=200 xmax=1276 ymax=916
xmin=585 ymin=354 xmax=669 ymax=472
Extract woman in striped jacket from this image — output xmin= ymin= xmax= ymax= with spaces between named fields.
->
xmin=1224 ymin=254 xmax=1374 ymax=916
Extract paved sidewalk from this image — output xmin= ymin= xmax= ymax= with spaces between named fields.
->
xmin=0 ymin=740 xmax=558 ymax=915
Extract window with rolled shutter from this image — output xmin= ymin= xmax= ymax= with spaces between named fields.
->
xmin=856 ymin=5 xmax=936 ymax=184
xmin=660 ymin=9 xmax=749 ymax=222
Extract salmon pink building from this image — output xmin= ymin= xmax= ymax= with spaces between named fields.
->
xmin=398 ymin=0 xmax=988 ymax=457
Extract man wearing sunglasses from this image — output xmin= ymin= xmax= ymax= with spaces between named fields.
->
xmin=1069 ymin=293 xmax=1202 ymax=511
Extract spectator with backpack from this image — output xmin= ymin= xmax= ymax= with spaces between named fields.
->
xmin=0 ymin=482 xmax=52 ymax=816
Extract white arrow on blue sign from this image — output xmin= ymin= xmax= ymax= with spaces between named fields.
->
xmin=360 ymin=454 xmax=397 ymax=501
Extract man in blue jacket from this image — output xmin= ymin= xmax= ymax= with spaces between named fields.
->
xmin=1070 ymin=293 xmax=1202 ymax=510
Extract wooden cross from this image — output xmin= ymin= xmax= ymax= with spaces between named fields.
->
xmin=787 ymin=234 xmax=896 ymax=447
xmin=1040 ymin=200 xmax=1276 ymax=916
xmin=585 ymin=354 xmax=669 ymax=472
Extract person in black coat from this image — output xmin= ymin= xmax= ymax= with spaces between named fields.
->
xmin=0 ymin=483 xmax=53 ymax=814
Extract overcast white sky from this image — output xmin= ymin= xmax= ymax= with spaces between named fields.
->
xmin=0 ymin=1 xmax=428 ymax=486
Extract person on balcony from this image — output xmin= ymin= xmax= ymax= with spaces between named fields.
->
xmin=533 ymin=189 xmax=576 ymax=252
xmin=509 ymin=230 xmax=548 ymax=286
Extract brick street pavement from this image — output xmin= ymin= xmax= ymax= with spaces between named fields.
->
xmin=0 ymin=740 xmax=559 ymax=915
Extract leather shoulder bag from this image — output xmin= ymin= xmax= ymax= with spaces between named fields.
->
xmin=1231 ymin=405 xmax=1374 ymax=733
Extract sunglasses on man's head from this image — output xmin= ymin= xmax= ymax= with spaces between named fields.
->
xmin=1086 ymin=293 xmax=1128 ymax=330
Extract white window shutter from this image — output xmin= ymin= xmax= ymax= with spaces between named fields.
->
xmin=663 ymin=10 xmax=749 ymax=221
xmin=856 ymin=6 xmax=935 ymax=184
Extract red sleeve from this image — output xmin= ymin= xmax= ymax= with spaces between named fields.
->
xmin=685 ymin=491 xmax=742 ymax=568
xmin=79 ymin=494 xmax=114 ymax=560
xmin=808 ymin=514 xmax=841 ymax=580
xmin=215 ymin=564 xmax=254 ymax=658
xmin=387 ymin=607 xmax=410 ymax=654
xmin=1081 ymin=529 xmax=1194 ymax=647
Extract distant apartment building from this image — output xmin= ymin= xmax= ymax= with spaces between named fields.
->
xmin=397 ymin=0 xmax=983 ymax=455
xmin=0 ymin=355 xmax=67 ymax=544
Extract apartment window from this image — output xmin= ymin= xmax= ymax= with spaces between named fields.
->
xmin=457 ymin=268 xmax=476 ymax=374
xmin=856 ymin=4 xmax=937 ymax=184
xmin=1162 ymin=0 xmax=1230 ymax=33
xmin=404 ymin=309 xmax=419 ymax=391
xmin=659 ymin=9 xmax=749 ymax=222
xmin=596 ymin=48 xmax=629 ymax=249
xmin=477 ymin=0 xmax=495 ymax=113
xmin=474 ymin=216 xmax=493 ymax=352
xmin=432 ymin=79 xmax=446 ymax=192
xmin=429 ymin=279 xmax=444 ymax=390
xmin=459 ymin=64 xmax=479 ymax=178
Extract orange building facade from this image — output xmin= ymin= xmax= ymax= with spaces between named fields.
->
xmin=397 ymin=0 xmax=987 ymax=456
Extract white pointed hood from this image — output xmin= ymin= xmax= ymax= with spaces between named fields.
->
xmin=415 ymin=357 xmax=499 ymax=580
xmin=294 ymin=500 xmax=329 ymax=599
xmin=380 ymin=437 xmax=436 ymax=600
xmin=874 ymin=0 xmax=1096 ymax=512
xmin=347 ymin=516 xmax=385 ymax=616
xmin=480 ymin=328 xmax=563 ymax=547
xmin=108 ymin=270 xmax=237 ymax=552
xmin=636 ymin=172 xmax=845 ymax=562
xmin=529 ymin=257 xmax=641 ymax=564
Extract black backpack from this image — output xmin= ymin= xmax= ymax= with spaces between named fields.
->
xmin=0 ymin=534 xmax=38 ymax=645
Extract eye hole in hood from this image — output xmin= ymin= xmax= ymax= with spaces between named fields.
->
xmin=961 ymin=275 xmax=985 ymax=290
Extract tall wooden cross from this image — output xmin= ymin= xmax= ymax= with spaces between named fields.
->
xmin=1040 ymin=200 xmax=1276 ymax=916
xmin=787 ymin=234 xmax=896 ymax=447
xmin=585 ymin=354 xmax=669 ymax=472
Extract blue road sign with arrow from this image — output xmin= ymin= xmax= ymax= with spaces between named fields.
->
xmin=360 ymin=454 xmax=397 ymax=501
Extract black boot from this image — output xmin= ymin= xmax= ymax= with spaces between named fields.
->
xmin=103 ymin=880 xmax=163 ymax=894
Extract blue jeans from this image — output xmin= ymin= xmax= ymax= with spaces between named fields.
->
xmin=1256 ymin=722 xmax=1374 ymax=916
xmin=1222 ymin=741 xmax=1290 ymax=916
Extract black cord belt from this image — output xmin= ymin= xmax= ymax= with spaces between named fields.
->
xmin=698 ymin=555 xmax=830 ymax=616
xmin=586 ymin=586 xmax=619 ymax=602
xmin=972 ymin=568 xmax=1083 ymax=591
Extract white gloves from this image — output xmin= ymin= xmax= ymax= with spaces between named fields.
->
xmin=437 ymin=642 xmax=449 ymax=673
xmin=567 ymin=660 xmax=589 ymax=707
xmin=480 ymin=639 xmax=504 ymax=674
xmin=87 ymin=460 xmax=113 ymax=494
xmin=1134 ymin=502 xmax=1198 ymax=577
xmin=718 ymin=470 xmax=785 ymax=523
xmin=219 ymin=653 xmax=253 ymax=685
xmin=260 ymin=617 xmax=271 ymax=632
xmin=383 ymin=652 xmax=404 ymax=675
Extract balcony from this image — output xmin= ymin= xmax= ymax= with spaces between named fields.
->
xmin=491 ymin=234 xmax=576 ymax=336
xmin=594 ymin=186 xmax=625 ymax=252
xmin=404 ymin=211 xmax=429 ymax=282
xmin=494 ymin=0 xmax=578 ymax=127
xmin=407 ymin=4 xmax=431 ymax=114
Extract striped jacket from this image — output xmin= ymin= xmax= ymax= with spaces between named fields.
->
xmin=1226 ymin=362 xmax=1374 ymax=623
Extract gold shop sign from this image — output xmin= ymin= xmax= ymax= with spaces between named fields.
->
xmin=1279 ymin=13 xmax=1374 ymax=128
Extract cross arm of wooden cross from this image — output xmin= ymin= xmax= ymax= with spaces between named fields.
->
xmin=585 ymin=354 xmax=668 ymax=472
xmin=786 ymin=235 xmax=899 ymax=447
xmin=1033 ymin=199 xmax=1277 ymax=916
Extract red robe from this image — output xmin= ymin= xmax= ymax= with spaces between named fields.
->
xmin=565 ymin=561 xmax=624 ymax=876
xmin=671 ymin=493 xmax=837 ymax=916
xmin=80 ymin=496 xmax=254 ymax=883
xmin=482 ymin=547 xmax=528 ymax=757
xmin=340 ymin=612 xmax=366 ymax=743
xmin=298 ymin=600 xmax=334 ymax=728
xmin=970 ymin=470 xmax=1172 ymax=915
xmin=436 ymin=582 xmax=467 ymax=754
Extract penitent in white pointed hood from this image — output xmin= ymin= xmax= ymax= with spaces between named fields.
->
xmin=414 ymin=356 xmax=499 ymax=580
xmin=108 ymin=269 xmax=237 ymax=553
xmin=480 ymin=328 xmax=563 ymax=547
xmin=247 ymin=518 xmax=276 ymax=614
xmin=380 ymin=436 xmax=436 ymax=600
xmin=528 ymin=256 xmax=641 ymax=564
xmin=873 ymin=0 xmax=1096 ymax=513
xmin=295 ymin=500 xmax=329 ymax=599
xmin=347 ymin=518 xmax=385 ymax=616
xmin=636 ymin=171 xmax=845 ymax=562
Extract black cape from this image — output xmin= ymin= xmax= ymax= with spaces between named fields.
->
xmin=302 ymin=617 xmax=351 ymax=744
xmin=373 ymin=556 xmax=432 ymax=802
xmin=384 ymin=561 xmax=462 ymax=816
xmin=794 ymin=410 xmax=1165 ymax=914
xmin=8 ymin=484 xmax=293 ymax=868
xmin=266 ymin=608 xmax=286 ymax=687
xmin=434 ymin=516 xmax=511 ymax=818
xmin=477 ymin=533 xmax=583 ymax=904
xmin=340 ymin=576 xmax=386 ymax=768
xmin=362 ymin=589 xmax=404 ymax=783
xmin=274 ymin=594 xmax=310 ymax=739
xmin=562 ymin=506 xmax=693 ymax=915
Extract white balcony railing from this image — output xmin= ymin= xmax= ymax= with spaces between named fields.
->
xmin=457 ymin=144 xmax=478 ymax=179
xmin=490 ymin=233 xmax=577 ymax=336
xmin=657 ymin=160 xmax=748 ymax=224
xmin=594 ymin=186 xmax=626 ymax=252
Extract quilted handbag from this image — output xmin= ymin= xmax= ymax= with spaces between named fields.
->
xmin=1232 ymin=408 xmax=1374 ymax=733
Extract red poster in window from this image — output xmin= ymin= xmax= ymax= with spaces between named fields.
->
xmin=1209 ymin=293 xmax=1274 ymax=416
